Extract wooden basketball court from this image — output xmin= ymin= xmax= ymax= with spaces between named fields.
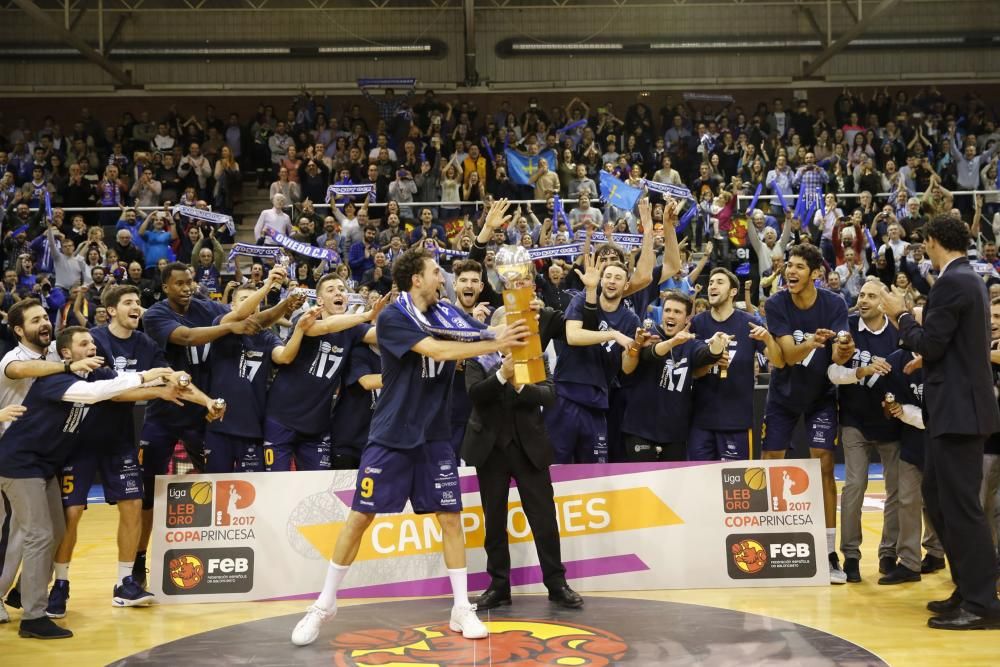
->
xmin=2 ymin=480 xmax=996 ymax=666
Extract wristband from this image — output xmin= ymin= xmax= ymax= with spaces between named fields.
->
xmin=63 ymin=360 xmax=72 ymax=373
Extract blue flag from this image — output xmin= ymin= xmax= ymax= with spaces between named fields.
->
xmin=864 ymin=227 xmax=878 ymax=255
xmin=552 ymin=194 xmax=569 ymax=232
xmin=505 ymin=148 xmax=557 ymax=186
xmin=747 ymin=182 xmax=763 ymax=213
xmin=677 ymin=202 xmax=698 ymax=233
xmin=774 ymin=187 xmax=790 ymax=213
xmin=599 ymin=171 xmax=641 ymax=211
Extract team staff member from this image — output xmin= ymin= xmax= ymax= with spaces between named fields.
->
xmin=881 ymin=214 xmax=1000 ymax=630
xmin=0 ymin=326 xmax=178 ymax=640
xmin=621 ymin=290 xmax=727 ymax=461
xmin=829 ymin=278 xmax=902 ymax=584
xmin=688 ymin=268 xmax=776 ymax=460
xmin=0 ymin=299 xmax=104 ymax=623
xmin=291 ymin=246 xmax=529 ymax=647
xmin=463 ymin=350 xmax=583 ymax=611
xmin=759 ymin=244 xmax=853 ymax=584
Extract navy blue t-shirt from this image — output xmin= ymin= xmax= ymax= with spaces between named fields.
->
xmin=554 ymin=293 xmax=640 ymax=409
xmin=330 ymin=344 xmax=381 ymax=455
xmin=267 ymin=316 xmax=369 ymax=437
xmin=143 ymin=298 xmax=229 ymax=427
xmin=838 ymin=314 xmax=901 ymax=441
xmin=875 ymin=349 xmax=925 ymax=467
xmin=207 ymin=317 xmax=281 ymax=439
xmin=689 ymin=309 xmax=765 ymax=431
xmin=626 ymin=264 xmax=663 ymax=319
xmin=368 ymin=302 xmax=485 ymax=449
xmin=0 ymin=368 xmax=116 ymax=478
xmin=764 ymin=288 xmax=848 ymax=413
xmin=89 ymin=326 xmax=167 ymax=452
xmin=622 ymin=336 xmax=717 ymax=442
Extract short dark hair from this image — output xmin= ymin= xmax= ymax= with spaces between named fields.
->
xmin=392 ymin=248 xmax=432 ymax=292
xmin=102 ymin=284 xmax=140 ymax=309
xmin=601 ymin=260 xmax=631 ymax=280
xmin=661 ymin=289 xmax=694 ymax=315
xmin=709 ymin=267 xmax=739 ymax=292
xmin=452 ymin=259 xmax=483 ymax=277
xmin=7 ymin=298 xmax=43 ymax=340
xmin=315 ymin=272 xmax=345 ymax=294
xmin=594 ymin=242 xmax=626 ymax=264
xmin=787 ymin=243 xmax=824 ymax=273
xmin=922 ymin=214 xmax=970 ymax=253
xmin=56 ymin=325 xmax=89 ymax=358
xmin=160 ymin=261 xmax=189 ymax=285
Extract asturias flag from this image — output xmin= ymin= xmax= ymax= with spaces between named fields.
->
xmin=505 ymin=148 xmax=557 ymax=186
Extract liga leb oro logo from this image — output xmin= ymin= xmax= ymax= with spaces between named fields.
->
xmin=327 ymin=619 xmax=628 ymax=667
xmin=768 ymin=466 xmax=810 ymax=512
xmin=165 ymin=481 xmax=213 ymax=528
xmin=721 ymin=467 xmax=769 ymax=513
xmin=215 ymin=480 xmax=256 ymax=526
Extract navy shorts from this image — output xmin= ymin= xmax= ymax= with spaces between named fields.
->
xmin=622 ymin=434 xmax=685 ymax=462
xmin=61 ymin=446 xmax=143 ymax=507
xmin=761 ymin=400 xmax=838 ymax=452
xmin=351 ymin=441 xmax=461 ymax=514
xmin=204 ymin=431 xmax=265 ymax=474
xmin=688 ymin=426 xmax=752 ymax=461
xmin=138 ymin=420 xmax=205 ymax=476
xmin=544 ymin=396 xmax=608 ymax=464
xmin=263 ymin=417 xmax=331 ymax=471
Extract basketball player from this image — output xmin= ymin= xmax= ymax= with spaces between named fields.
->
xmin=688 ymin=268 xmax=778 ymax=460
xmin=328 ymin=342 xmax=383 ymax=469
xmin=133 ymin=263 xmax=274 ymax=587
xmin=448 ymin=259 xmax=492 ymax=456
xmin=621 ymin=290 xmax=728 ymax=461
xmin=0 ymin=325 xmax=178 ymax=639
xmin=50 ymin=285 xmax=221 ymax=616
xmin=0 ymin=300 xmax=104 ymax=621
xmin=291 ymin=247 xmax=529 ymax=647
xmin=829 ymin=278 xmax=902 ymax=583
xmin=204 ymin=284 xmax=314 ymax=473
xmin=546 ymin=252 xmax=638 ymax=463
xmin=759 ymin=243 xmax=853 ymax=584
xmin=264 ymin=273 xmax=384 ymax=472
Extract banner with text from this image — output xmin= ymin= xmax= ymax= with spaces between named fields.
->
xmin=151 ymin=460 xmax=826 ymax=603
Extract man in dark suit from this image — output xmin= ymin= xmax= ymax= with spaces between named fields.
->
xmin=461 ymin=351 xmax=583 ymax=610
xmin=882 ymin=214 xmax=1000 ymax=630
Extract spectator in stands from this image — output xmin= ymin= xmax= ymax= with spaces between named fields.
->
xmin=270 ymin=166 xmax=301 ymax=205
xmin=151 ymin=123 xmax=174 ymax=153
xmin=268 ymin=121 xmax=294 ymax=176
xmin=213 ymin=145 xmax=242 ymax=215
xmin=129 ymin=169 xmax=161 ymax=209
xmin=567 ymin=163 xmax=598 ymax=199
xmin=254 ymin=193 xmax=292 ymax=244
xmin=113 ymin=229 xmax=144 ymax=268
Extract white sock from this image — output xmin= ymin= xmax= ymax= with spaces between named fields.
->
xmin=54 ymin=562 xmax=69 ymax=581
xmin=826 ymin=528 xmax=836 ymax=555
xmin=118 ymin=562 xmax=133 ymax=584
xmin=448 ymin=568 xmax=469 ymax=609
xmin=315 ymin=562 xmax=350 ymax=611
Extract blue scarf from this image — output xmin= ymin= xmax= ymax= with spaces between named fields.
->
xmin=396 ymin=291 xmax=494 ymax=342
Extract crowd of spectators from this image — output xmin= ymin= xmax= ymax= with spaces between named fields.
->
xmin=1 ymin=86 xmax=998 ymax=336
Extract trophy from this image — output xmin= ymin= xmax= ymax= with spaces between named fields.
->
xmin=496 ymin=245 xmax=545 ymax=384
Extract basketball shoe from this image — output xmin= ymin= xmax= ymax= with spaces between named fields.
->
xmin=113 ymin=576 xmax=155 ymax=607
xmin=291 ymin=604 xmax=337 ymax=646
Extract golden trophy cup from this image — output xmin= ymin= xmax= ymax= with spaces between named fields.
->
xmin=496 ymin=245 xmax=546 ymax=384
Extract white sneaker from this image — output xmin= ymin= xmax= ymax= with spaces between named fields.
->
xmin=449 ymin=604 xmax=488 ymax=639
xmin=291 ymin=604 xmax=336 ymax=646
xmin=828 ymin=553 xmax=847 ymax=585
xmin=0 ymin=601 xmax=8 ymax=624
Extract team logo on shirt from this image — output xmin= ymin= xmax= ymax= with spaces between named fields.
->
xmin=309 ymin=342 xmax=343 ymax=379
xmin=725 ymin=533 xmax=817 ymax=579
xmin=162 ymin=547 xmax=255 ymax=595
xmin=325 ymin=619 xmax=627 ymax=666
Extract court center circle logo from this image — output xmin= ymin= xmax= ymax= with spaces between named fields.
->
xmin=327 ymin=618 xmax=629 ymax=666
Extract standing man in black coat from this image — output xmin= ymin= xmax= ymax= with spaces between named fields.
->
xmin=881 ymin=214 xmax=1000 ymax=630
xmin=462 ymin=351 xmax=583 ymax=611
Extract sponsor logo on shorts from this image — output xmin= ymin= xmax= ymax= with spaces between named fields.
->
xmin=364 ymin=467 xmax=382 ymax=475
xmin=725 ymin=533 xmax=817 ymax=579
xmin=166 ymin=482 xmax=213 ymax=528
xmin=325 ymin=619 xmax=627 ymax=666
xmin=163 ymin=547 xmax=254 ymax=595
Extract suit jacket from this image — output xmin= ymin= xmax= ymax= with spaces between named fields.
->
xmin=460 ymin=356 xmax=556 ymax=470
xmin=898 ymin=257 xmax=1000 ymax=438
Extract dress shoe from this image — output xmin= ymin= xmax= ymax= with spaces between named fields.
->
xmin=928 ymin=608 xmax=1000 ymax=630
xmin=920 ymin=554 xmax=946 ymax=574
xmin=547 ymin=585 xmax=584 ymax=609
xmin=878 ymin=556 xmax=896 ymax=575
xmin=843 ymin=557 xmax=861 ymax=583
xmin=878 ymin=564 xmax=921 ymax=585
xmin=926 ymin=593 xmax=962 ymax=615
xmin=473 ymin=588 xmax=511 ymax=610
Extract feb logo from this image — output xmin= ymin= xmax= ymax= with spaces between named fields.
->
xmin=167 ymin=554 xmax=205 ymax=590
xmin=328 ymin=619 xmax=628 ymax=667
xmin=730 ymin=538 xmax=768 ymax=575
xmin=768 ymin=466 xmax=810 ymax=512
xmin=216 ymin=480 xmax=256 ymax=526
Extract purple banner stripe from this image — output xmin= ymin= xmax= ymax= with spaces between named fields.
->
xmin=263 ymin=553 xmax=648 ymax=602
xmin=332 ymin=461 xmax=711 ymax=507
